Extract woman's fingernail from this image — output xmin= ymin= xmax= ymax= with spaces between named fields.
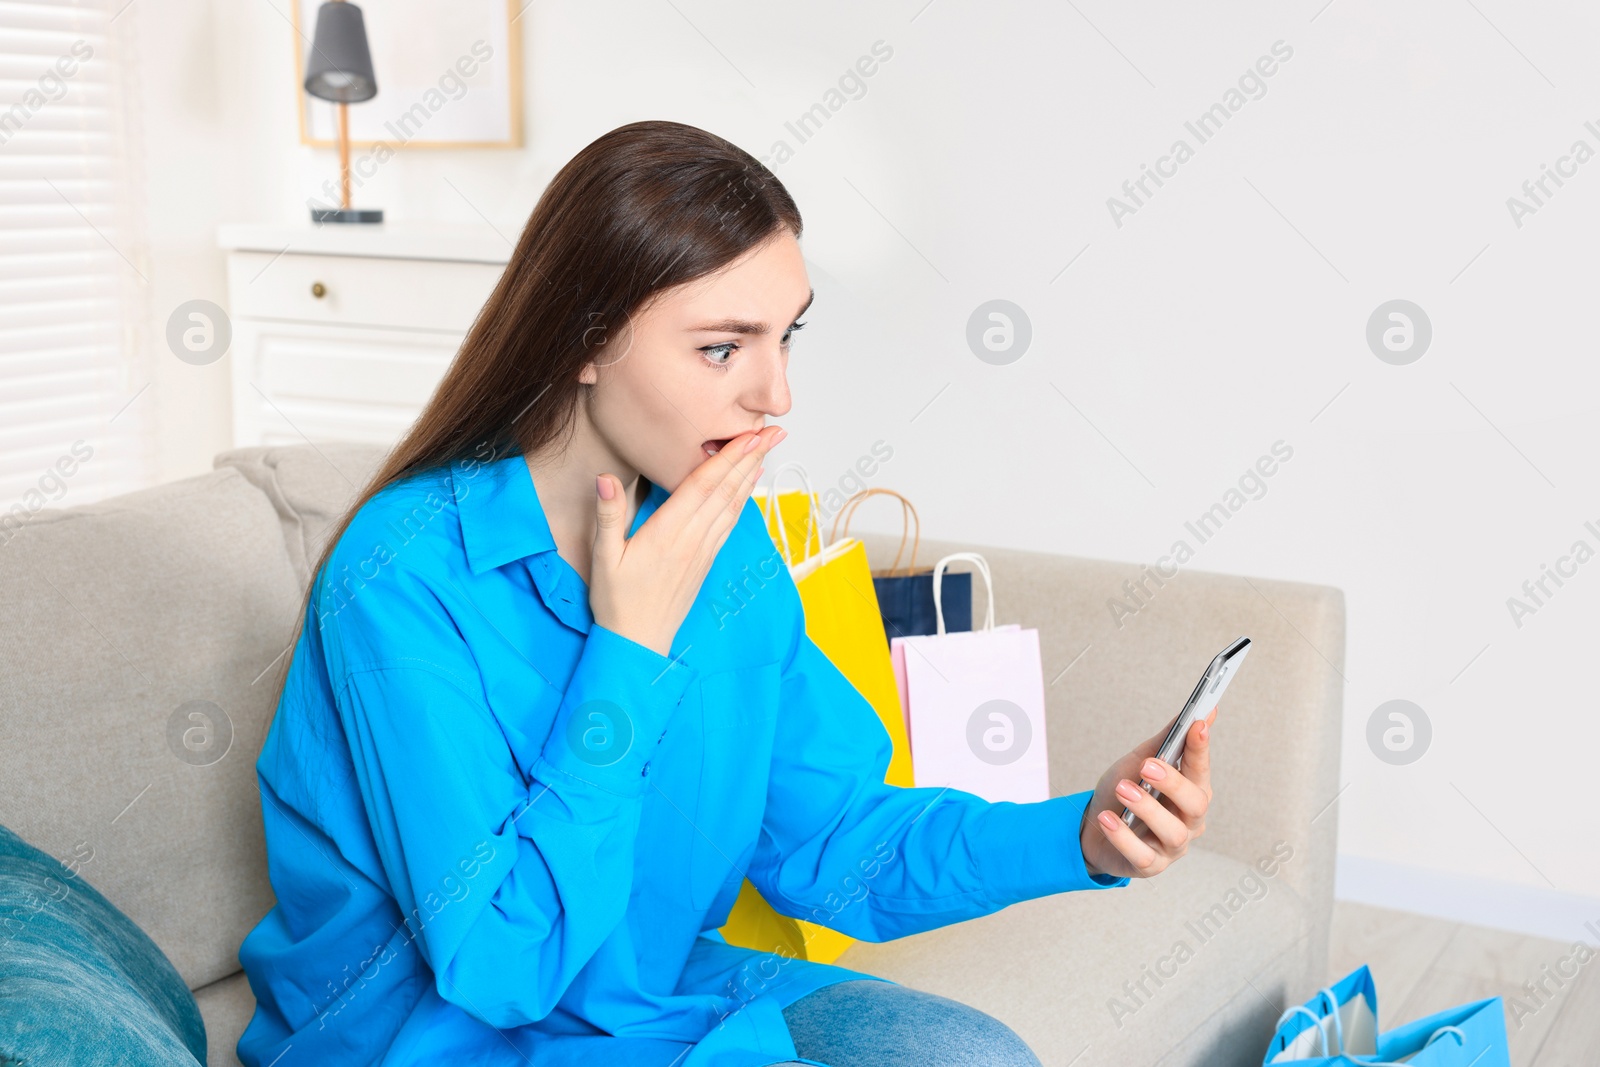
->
xmin=1099 ymin=811 xmax=1118 ymax=828
xmin=1116 ymin=779 xmax=1140 ymax=800
xmin=743 ymin=434 xmax=761 ymax=453
xmin=1142 ymin=760 xmax=1166 ymax=780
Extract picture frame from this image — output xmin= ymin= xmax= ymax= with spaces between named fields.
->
xmin=292 ymin=0 xmax=523 ymax=149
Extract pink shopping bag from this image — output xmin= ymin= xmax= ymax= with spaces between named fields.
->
xmin=889 ymin=552 xmax=1050 ymax=804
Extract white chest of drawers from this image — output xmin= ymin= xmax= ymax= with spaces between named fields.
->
xmin=217 ymin=223 xmax=512 ymax=448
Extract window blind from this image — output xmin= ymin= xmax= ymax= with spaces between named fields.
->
xmin=0 ymin=0 xmax=153 ymax=543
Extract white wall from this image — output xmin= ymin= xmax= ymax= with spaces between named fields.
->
xmin=136 ymin=0 xmax=1600 ymax=941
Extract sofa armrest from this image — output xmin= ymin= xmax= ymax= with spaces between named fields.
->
xmin=853 ymin=533 xmax=1344 ymax=984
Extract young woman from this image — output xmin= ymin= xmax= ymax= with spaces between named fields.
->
xmin=236 ymin=120 xmax=1216 ymax=1067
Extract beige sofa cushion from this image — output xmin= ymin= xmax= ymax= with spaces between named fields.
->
xmin=214 ymin=443 xmax=389 ymax=588
xmin=193 ymin=970 xmax=254 ymax=1067
xmin=836 ymin=846 xmax=1312 ymax=1065
xmin=0 ymin=467 xmax=301 ymax=989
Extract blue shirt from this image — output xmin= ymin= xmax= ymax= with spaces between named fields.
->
xmin=236 ymin=447 xmax=1128 ymax=1066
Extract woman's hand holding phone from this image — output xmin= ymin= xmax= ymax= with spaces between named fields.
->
xmin=589 ymin=425 xmax=786 ymax=658
xmin=1078 ymin=706 xmax=1215 ymax=880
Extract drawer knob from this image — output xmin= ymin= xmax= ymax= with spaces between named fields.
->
xmin=310 ymin=281 xmax=327 ymax=298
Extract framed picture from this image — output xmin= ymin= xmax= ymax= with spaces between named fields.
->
xmin=292 ymin=0 xmax=523 ymax=149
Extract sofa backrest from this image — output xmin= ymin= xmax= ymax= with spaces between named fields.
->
xmin=213 ymin=444 xmax=390 ymax=592
xmin=0 ymin=465 xmax=307 ymax=990
xmin=0 ymin=442 xmax=388 ymax=992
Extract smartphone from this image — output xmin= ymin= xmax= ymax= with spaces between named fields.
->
xmin=1121 ymin=636 xmax=1251 ymax=829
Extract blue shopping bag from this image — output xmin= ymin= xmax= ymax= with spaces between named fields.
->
xmin=830 ymin=488 xmax=971 ymax=643
xmin=1263 ymin=964 xmax=1509 ymax=1066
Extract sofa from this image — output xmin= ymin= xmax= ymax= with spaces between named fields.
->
xmin=0 ymin=441 xmax=1344 ymax=1066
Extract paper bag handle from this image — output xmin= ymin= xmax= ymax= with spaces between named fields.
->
xmin=760 ymin=463 xmax=824 ymax=563
xmin=931 ymin=552 xmax=995 ymax=635
xmin=830 ymin=488 xmax=920 ymax=576
xmin=1269 ymin=986 xmax=1345 ymax=1062
xmin=1361 ymin=1026 xmax=1466 ymax=1067
xmin=1272 ymin=1006 xmax=1330 ymax=1059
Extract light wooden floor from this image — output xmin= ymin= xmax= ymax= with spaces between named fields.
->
xmin=1328 ymin=901 xmax=1599 ymax=1065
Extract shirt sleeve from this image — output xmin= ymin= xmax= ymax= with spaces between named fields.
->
xmin=325 ymin=563 xmax=698 ymax=1029
xmin=745 ymin=618 xmax=1128 ymax=944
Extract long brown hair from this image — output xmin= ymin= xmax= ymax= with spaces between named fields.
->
xmin=268 ymin=120 xmax=803 ymax=710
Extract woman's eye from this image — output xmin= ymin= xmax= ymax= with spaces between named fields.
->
xmin=701 ymin=321 xmax=805 ymax=371
xmin=701 ymin=342 xmax=737 ymax=369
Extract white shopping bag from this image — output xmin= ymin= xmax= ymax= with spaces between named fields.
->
xmin=890 ymin=552 xmax=1050 ymax=804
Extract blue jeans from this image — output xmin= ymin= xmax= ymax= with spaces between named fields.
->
xmin=769 ymin=979 xmax=1043 ymax=1066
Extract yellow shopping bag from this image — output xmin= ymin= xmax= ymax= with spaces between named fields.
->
xmin=756 ymin=478 xmax=823 ymax=565
xmin=719 ymin=466 xmax=912 ymax=965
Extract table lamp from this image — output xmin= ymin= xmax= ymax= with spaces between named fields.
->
xmin=303 ymin=0 xmax=382 ymax=223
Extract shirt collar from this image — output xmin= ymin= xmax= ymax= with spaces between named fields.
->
xmin=452 ymin=452 xmax=665 ymax=576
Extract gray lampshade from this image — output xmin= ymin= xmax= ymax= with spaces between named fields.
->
xmin=303 ymin=1 xmax=377 ymax=104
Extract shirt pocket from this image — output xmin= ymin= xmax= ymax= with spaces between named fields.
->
xmin=687 ymin=661 xmax=781 ymax=911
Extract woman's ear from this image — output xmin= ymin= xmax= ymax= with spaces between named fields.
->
xmin=578 ymin=361 xmax=599 ymax=386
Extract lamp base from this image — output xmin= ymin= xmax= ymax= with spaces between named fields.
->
xmin=311 ymin=207 xmax=384 ymax=224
